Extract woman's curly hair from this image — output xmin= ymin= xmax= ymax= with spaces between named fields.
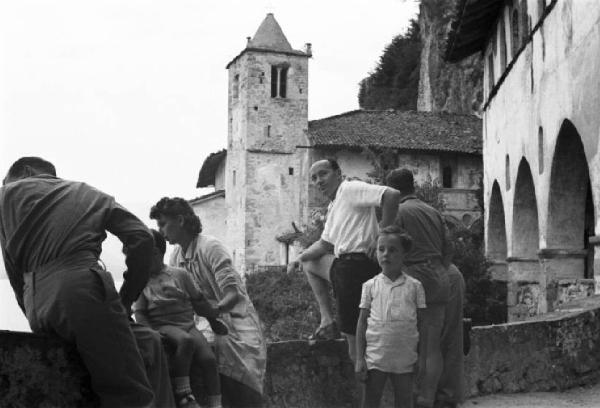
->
xmin=149 ymin=197 xmax=202 ymax=235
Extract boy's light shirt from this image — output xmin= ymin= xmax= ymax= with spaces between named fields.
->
xmin=359 ymin=272 xmax=426 ymax=373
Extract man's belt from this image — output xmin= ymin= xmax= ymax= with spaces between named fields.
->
xmin=338 ymin=252 xmax=370 ymax=261
xmin=404 ymin=257 xmax=442 ymax=266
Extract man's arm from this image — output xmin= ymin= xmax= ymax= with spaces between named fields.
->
xmin=105 ymin=203 xmax=153 ymax=312
xmin=133 ymin=295 xmax=150 ymax=326
xmin=379 ymin=187 xmax=401 ymax=228
xmin=287 ymin=238 xmax=333 ymax=274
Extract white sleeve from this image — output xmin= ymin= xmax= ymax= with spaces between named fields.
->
xmin=359 ymin=281 xmax=373 ymax=309
xmin=345 ymin=180 xmax=387 ymax=208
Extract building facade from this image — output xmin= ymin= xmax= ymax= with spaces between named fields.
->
xmin=193 ymin=14 xmax=483 ymax=275
xmin=446 ymin=0 xmax=600 ymax=321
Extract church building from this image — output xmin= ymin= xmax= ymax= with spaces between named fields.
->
xmin=192 ymin=13 xmax=483 ymax=274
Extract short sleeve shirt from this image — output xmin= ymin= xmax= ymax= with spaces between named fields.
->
xmin=321 ymin=180 xmax=387 ymax=257
xmin=360 ymin=273 xmax=426 ymax=322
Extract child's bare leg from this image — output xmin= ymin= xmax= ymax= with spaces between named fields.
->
xmin=189 ymin=327 xmax=221 ymax=408
xmin=159 ymin=325 xmax=196 ymax=404
xmin=362 ymin=369 xmax=388 ymax=408
xmin=391 ymin=372 xmax=413 ymax=408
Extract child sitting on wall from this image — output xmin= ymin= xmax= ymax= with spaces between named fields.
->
xmin=355 ymin=225 xmax=426 ymax=408
xmin=134 ymin=230 xmax=227 ymax=408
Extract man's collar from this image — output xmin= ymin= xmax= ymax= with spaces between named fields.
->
xmin=399 ymin=193 xmax=418 ymax=204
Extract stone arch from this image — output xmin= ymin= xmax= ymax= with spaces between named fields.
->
xmin=512 ymin=158 xmax=539 ymax=257
xmin=546 ymin=120 xmax=593 ymax=254
xmin=488 ymin=181 xmax=507 ymax=260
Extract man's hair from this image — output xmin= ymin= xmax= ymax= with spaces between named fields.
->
xmin=324 ymin=158 xmax=340 ymax=172
xmin=149 ymin=197 xmax=202 ymax=235
xmin=379 ymin=224 xmax=413 ymax=252
xmin=7 ymin=157 xmax=56 ymax=179
xmin=150 ymin=229 xmax=166 ymax=255
xmin=386 ymin=168 xmax=415 ymax=193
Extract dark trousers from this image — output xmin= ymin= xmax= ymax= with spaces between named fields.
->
xmin=362 ymin=369 xmax=413 ymax=408
xmin=24 ymin=263 xmax=153 ymax=408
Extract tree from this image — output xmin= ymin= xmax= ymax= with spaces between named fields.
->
xmin=358 ymin=19 xmax=421 ymax=110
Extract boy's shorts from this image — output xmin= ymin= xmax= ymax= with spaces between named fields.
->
xmin=330 ymin=254 xmax=380 ymax=335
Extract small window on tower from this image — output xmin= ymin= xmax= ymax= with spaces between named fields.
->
xmin=289 ymin=167 xmax=294 ymax=175
xmin=270 ymin=65 xmax=288 ymax=98
xmin=233 ymin=74 xmax=239 ymax=99
xmin=233 ymin=170 xmax=237 ymax=186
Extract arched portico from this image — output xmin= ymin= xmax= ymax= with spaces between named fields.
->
xmin=541 ymin=120 xmax=595 ymax=310
xmin=508 ymin=158 xmax=541 ymax=321
xmin=487 ymin=181 xmax=508 ymax=281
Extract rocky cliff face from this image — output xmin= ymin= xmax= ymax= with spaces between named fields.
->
xmin=417 ymin=0 xmax=483 ymax=115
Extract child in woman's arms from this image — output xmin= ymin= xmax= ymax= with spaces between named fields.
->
xmin=134 ymin=230 xmax=227 ymax=408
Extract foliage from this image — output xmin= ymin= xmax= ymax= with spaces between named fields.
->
xmin=358 ymin=19 xmax=421 ymax=110
xmin=246 ymin=267 xmax=335 ymax=342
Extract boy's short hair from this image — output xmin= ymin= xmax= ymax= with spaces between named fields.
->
xmin=379 ymin=224 xmax=413 ymax=252
xmin=386 ymin=168 xmax=415 ymax=194
xmin=150 ymin=229 xmax=167 ymax=255
xmin=324 ymin=157 xmax=340 ymax=172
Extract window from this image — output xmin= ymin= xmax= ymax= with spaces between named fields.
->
xmin=265 ymin=125 xmax=271 ymax=137
xmin=538 ymin=127 xmax=544 ymax=174
xmin=499 ymin=17 xmax=507 ymax=70
xmin=233 ymin=170 xmax=236 ymax=186
xmin=233 ymin=74 xmax=239 ymax=99
xmin=442 ymin=166 xmax=453 ymax=188
xmin=288 ymin=167 xmax=294 ymax=175
xmin=271 ymin=65 xmax=288 ymax=98
xmin=511 ymin=7 xmax=520 ymax=57
xmin=505 ymin=155 xmax=511 ymax=190
xmin=538 ymin=0 xmax=546 ymax=20
xmin=487 ymin=53 xmax=495 ymax=92
xmin=521 ymin=0 xmax=529 ymax=47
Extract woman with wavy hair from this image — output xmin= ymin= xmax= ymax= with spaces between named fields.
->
xmin=150 ymin=197 xmax=266 ymax=408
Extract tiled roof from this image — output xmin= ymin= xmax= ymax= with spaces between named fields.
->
xmin=248 ymin=13 xmax=293 ymax=53
xmin=196 ymin=149 xmax=226 ymax=188
xmin=189 ymin=189 xmax=225 ymax=205
xmin=307 ymin=110 xmax=482 ymax=154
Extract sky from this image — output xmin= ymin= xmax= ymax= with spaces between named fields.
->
xmin=0 ymin=0 xmax=419 ymax=287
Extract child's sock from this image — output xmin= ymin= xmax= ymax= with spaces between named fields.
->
xmin=173 ymin=376 xmax=193 ymax=398
xmin=207 ymin=394 xmax=222 ymax=408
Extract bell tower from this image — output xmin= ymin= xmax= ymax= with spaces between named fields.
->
xmin=225 ymin=14 xmax=311 ymax=273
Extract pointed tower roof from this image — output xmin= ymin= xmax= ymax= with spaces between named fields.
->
xmin=247 ymin=13 xmax=293 ymax=52
xmin=226 ymin=13 xmax=310 ymax=68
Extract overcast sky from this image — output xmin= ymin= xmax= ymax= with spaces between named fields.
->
xmin=0 ymin=0 xmax=419 ymax=279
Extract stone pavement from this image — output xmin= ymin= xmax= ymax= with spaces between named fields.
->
xmin=464 ymin=382 xmax=600 ymax=408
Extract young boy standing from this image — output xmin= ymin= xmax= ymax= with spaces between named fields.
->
xmin=134 ymin=230 xmax=227 ymax=408
xmin=355 ymin=225 xmax=426 ymax=408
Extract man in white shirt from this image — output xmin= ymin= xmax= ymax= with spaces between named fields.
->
xmin=288 ymin=159 xmax=400 ymax=361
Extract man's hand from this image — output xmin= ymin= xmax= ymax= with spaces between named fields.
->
xmin=286 ymin=260 xmax=302 ymax=275
xmin=355 ymin=357 xmax=368 ymax=382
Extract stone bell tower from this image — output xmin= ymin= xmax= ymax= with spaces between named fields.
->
xmin=224 ymin=13 xmax=311 ymax=273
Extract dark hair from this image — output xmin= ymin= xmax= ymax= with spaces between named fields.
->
xmin=150 ymin=229 xmax=166 ymax=255
xmin=379 ymin=224 xmax=413 ymax=252
xmin=7 ymin=157 xmax=56 ymax=179
xmin=324 ymin=157 xmax=340 ymax=172
xmin=385 ymin=168 xmax=415 ymax=193
xmin=149 ymin=197 xmax=202 ymax=235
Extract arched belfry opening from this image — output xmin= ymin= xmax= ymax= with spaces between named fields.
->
xmin=488 ymin=181 xmax=508 ymax=260
xmin=512 ymin=159 xmax=539 ymax=258
xmin=546 ymin=119 xmax=594 ymax=277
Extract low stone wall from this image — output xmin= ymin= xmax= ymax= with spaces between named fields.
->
xmin=3 ymin=296 xmax=600 ymax=407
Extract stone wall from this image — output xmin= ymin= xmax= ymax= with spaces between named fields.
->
xmin=6 ymin=296 xmax=600 ymax=407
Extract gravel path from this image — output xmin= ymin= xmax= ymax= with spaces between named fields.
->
xmin=464 ymin=383 xmax=600 ymax=408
